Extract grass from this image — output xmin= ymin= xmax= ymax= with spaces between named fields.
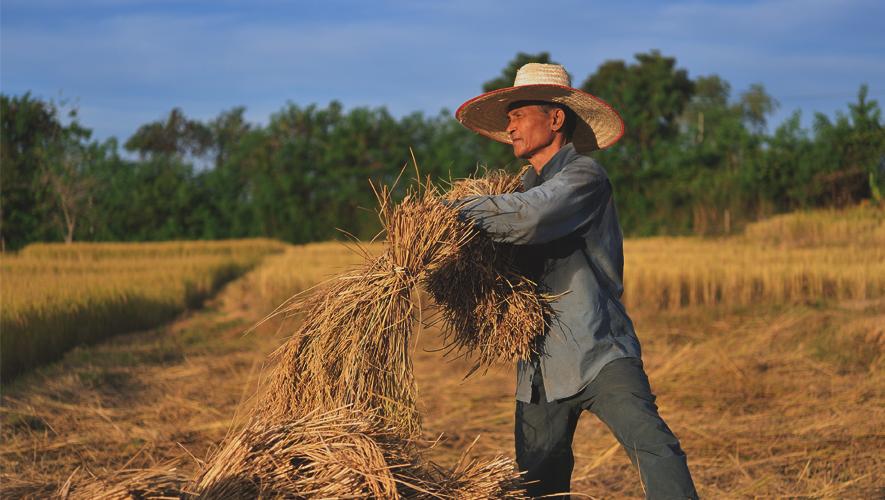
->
xmin=0 ymin=297 xmax=273 ymax=498
xmin=1 ymin=239 xmax=286 ymax=380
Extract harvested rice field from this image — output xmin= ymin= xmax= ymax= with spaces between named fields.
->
xmin=1 ymin=204 xmax=883 ymax=498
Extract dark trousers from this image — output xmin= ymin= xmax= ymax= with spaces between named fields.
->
xmin=515 ymin=357 xmax=698 ymax=499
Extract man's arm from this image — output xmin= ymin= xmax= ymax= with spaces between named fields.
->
xmin=457 ymin=161 xmax=611 ymax=245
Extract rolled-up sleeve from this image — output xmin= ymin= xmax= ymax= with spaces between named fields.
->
xmin=458 ymin=161 xmax=611 ymax=245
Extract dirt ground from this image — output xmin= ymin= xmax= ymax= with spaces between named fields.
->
xmin=2 ymin=272 xmax=883 ymax=498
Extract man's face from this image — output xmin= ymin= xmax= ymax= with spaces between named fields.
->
xmin=506 ymin=104 xmax=557 ymax=159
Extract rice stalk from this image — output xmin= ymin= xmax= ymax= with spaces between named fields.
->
xmin=193 ymin=407 xmax=406 ymax=499
xmin=57 ymin=465 xmax=190 ymax=500
xmin=257 ymin=256 xmax=422 ymax=436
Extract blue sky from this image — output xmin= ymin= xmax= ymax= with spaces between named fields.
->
xmin=2 ymin=0 xmax=883 ymax=143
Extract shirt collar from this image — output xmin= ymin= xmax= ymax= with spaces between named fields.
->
xmin=521 ymin=143 xmax=578 ymax=188
xmin=540 ymin=143 xmax=578 ymax=181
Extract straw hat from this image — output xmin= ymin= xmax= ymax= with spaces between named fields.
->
xmin=456 ymin=63 xmax=625 ymax=152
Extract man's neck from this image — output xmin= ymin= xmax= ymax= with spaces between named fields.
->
xmin=528 ymin=136 xmax=569 ymax=174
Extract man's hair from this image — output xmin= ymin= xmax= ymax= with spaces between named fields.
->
xmin=508 ymin=100 xmax=578 ymax=141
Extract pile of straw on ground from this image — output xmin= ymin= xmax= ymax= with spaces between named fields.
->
xmin=193 ymin=408 xmax=410 ymax=498
xmin=55 ymin=466 xmax=190 ymax=499
xmin=191 ymin=407 xmax=525 ymax=499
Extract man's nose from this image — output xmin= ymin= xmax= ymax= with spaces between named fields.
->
xmin=506 ymin=119 xmax=516 ymax=136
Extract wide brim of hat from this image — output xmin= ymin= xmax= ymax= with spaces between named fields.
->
xmin=455 ymin=84 xmax=625 ymax=152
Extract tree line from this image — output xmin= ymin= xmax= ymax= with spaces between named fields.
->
xmin=2 ymin=51 xmax=883 ymax=250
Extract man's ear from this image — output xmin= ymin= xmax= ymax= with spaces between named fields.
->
xmin=551 ymin=108 xmax=566 ymax=132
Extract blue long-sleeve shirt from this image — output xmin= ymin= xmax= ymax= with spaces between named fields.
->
xmin=458 ymin=143 xmax=641 ymax=402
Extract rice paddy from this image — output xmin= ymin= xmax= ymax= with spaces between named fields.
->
xmin=623 ymin=235 xmax=884 ymax=311
xmin=1 ymin=239 xmax=286 ymax=380
xmin=0 ymin=187 xmax=882 ymax=498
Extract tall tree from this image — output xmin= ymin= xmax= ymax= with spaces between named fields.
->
xmin=739 ymin=83 xmax=778 ymax=134
xmin=807 ymin=85 xmax=884 ymax=206
xmin=1 ymin=94 xmax=55 ymax=249
xmin=209 ymin=107 xmax=251 ymax=169
xmin=581 ymin=51 xmax=694 ymax=234
xmin=0 ymin=94 xmax=96 ymax=248
xmin=583 ymin=50 xmax=694 ymax=165
xmin=41 ymin=130 xmax=96 ymax=243
xmin=124 ymin=108 xmax=212 ymax=161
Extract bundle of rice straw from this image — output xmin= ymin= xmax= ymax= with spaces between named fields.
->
xmin=196 ymin=169 xmax=547 ymax=498
xmin=256 ymin=181 xmax=469 ymax=436
xmin=257 ymin=256 xmax=423 ymax=435
xmin=427 ymin=170 xmax=554 ymax=368
xmin=258 ymin=171 xmax=550 ymax=429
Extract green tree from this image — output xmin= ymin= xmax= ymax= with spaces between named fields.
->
xmin=739 ymin=83 xmax=779 ymax=134
xmin=1 ymin=94 xmax=57 ymax=249
xmin=41 ymin=131 xmax=96 ymax=243
xmin=805 ymin=85 xmax=884 ymax=206
xmin=584 ymin=50 xmax=694 ymax=167
xmin=0 ymin=94 xmax=101 ymax=248
xmin=124 ymin=108 xmax=212 ymax=161
xmin=76 ymin=139 xmax=133 ymax=241
xmin=209 ymin=107 xmax=251 ymax=169
xmin=580 ymin=51 xmax=694 ymax=234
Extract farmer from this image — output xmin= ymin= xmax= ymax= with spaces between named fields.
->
xmin=452 ymin=63 xmax=698 ymax=499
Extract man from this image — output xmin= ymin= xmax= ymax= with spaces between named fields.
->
xmin=453 ymin=63 xmax=698 ymax=499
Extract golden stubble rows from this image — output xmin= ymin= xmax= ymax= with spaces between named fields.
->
xmin=623 ymin=237 xmax=884 ymax=310
xmin=623 ymin=205 xmax=884 ymax=311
